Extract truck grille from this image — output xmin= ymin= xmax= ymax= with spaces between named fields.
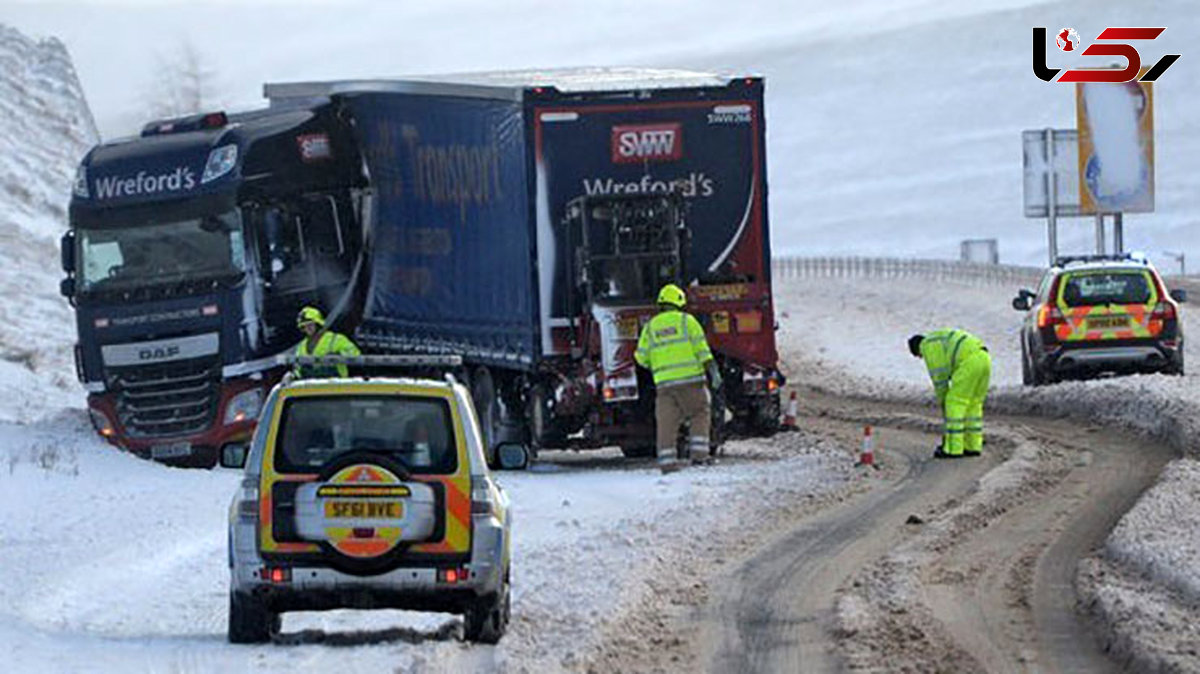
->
xmin=112 ymin=356 xmax=220 ymax=438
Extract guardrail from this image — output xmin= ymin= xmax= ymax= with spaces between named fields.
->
xmin=771 ymin=257 xmax=1043 ymax=287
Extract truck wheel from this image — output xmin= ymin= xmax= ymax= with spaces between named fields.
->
xmin=463 ymin=569 xmax=510 ymax=644
xmin=749 ymin=393 xmax=780 ymax=437
xmin=710 ymin=387 xmax=728 ymax=455
xmin=619 ymin=444 xmax=656 ymax=459
xmin=228 ymin=592 xmax=279 ymax=644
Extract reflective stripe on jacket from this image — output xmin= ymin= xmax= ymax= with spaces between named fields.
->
xmin=634 ymin=310 xmax=714 ymax=387
xmin=294 ymin=331 xmax=361 ymax=378
xmin=920 ymin=328 xmax=985 ymax=403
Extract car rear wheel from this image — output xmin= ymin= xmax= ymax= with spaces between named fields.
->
xmin=228 ymin=592 xmax=279 ymax=644
xmin=463 ymin=569 xmax=510 ymax=644
xmin=1021 ymin=342 xmax=1034 ymax=386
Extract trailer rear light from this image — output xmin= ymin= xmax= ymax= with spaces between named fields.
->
xmin=767 ymin=377 xmax=779 ymax=392
xmin=202 ymin=112 xmax=228 ymax=129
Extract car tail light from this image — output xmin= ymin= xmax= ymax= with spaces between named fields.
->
xmin=1152 ymin=302 xmax=1177 ymax=321
xmin=1036 ymin=303 xmax=1065 ymax=329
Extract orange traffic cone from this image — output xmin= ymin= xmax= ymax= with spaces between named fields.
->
xmin=857 ymin=425 xmax=877 ymax=468
xmin=781 ymin=391 xmax=798 ymax=431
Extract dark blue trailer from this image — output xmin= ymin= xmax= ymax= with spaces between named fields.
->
xmin=266 ymin=69 xmax=782 ymax=458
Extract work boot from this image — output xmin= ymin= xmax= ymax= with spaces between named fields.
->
xmin=691 ymin=456 xmax=717 ymax=467
xmin=962 ymin=450 xmax=982 ymax=457
xmin=932 ymin=448 xmax=957 ymax=459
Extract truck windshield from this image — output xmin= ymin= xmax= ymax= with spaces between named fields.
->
xmin=77 ymin=210 xmax=246 ymax=292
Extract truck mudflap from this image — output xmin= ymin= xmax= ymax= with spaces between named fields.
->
xmin=85 ymin=374 xmax=269 ymax=467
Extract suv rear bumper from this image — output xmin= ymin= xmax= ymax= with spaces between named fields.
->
xmin=229 ymin=513 xmax=507 ymax=613
xmin=1039 ymin=340 xmax=1183 ymax=374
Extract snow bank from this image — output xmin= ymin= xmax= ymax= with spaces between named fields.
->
xmin=1104 ymin=459 xmax=1200 ymax=605
xmin=0 ymin=24 xmax=97 ymax=423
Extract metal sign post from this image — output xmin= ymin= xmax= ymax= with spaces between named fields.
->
xmin=1045 ymin=128 xmax=1058 ymax=265
xmin=1095 ymin=214 xmax=1106 ymax=255
xmin=1024 ymin=129 xmax=1080 ymax=265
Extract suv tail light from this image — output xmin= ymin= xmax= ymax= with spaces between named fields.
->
xmin=470 ymin=475 xmax=493 ymax=516
xmin=237 ymin=476 xmax=259 ymax=521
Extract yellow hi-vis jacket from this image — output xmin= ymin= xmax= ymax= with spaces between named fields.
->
xmin=634 ymin=310 xmax=714 ymax=387
xmin=294 ymin=331 xmax=361 ymax=378
xmin=919 ymin=328 xmax=985 ymax=403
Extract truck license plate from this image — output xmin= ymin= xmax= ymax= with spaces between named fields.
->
xmin=150 ymin=442 xmax=191 ymax=459
xmin=1088 ymin=315 xmax=1129 ymax=329
xmin=325 ymin=501 xmax=403 ymax=519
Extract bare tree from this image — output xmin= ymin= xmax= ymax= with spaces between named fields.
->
xmin=145 ymin=40 xmax=220 ymax=118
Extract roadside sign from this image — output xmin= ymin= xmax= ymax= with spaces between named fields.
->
xmin=1023 ymin=129 xmax=1082 ymax=217
xmin=1075 ymin=78 xmax=1154 ymax=213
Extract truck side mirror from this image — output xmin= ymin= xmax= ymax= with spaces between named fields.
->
xmin=60 ymin=231 xmax=76 ymax=274
xmin=220 ymin=443 xmax=249 ymax=469
xmin=496 ymin=443 xmax=530 ymax=470
xmin=1170 ymin=288 xmax=1188 ymax=303
xmin=1012 ymin=293 xmax=1032 ymax=311
xmin=59 ymin=277 xmax=76 ymax=298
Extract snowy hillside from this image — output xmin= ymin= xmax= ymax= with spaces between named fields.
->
xmin=6 ymin=0 xmax=1196 ymax=267
xmin=0 ymin=24 xmax=96 ymax=421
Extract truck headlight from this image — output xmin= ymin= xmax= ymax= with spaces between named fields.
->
xmin=224 ymin=388 xmax=262 ymax=425
xmin=201 ymin=144 xmax=238 ymax=184
xmin=89 ymin=407 xmax=115 ymax=437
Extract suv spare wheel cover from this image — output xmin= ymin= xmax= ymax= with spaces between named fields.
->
xmin=313 ymin=452 xmax=415 ymax=573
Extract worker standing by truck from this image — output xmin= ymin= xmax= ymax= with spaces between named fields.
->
xmin=908 ymin=329 xmax=991 ymax=458
xmin=294 ymin=306 xmax=361 ymax=378
xmin=636 ymin=284 xmax=723 ymax=474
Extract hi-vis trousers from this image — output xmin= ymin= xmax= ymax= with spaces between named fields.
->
xmin=656 ymin=380 xmax=711 ymax=464
xmin=944 ymin=349 xmax=992 ymax=456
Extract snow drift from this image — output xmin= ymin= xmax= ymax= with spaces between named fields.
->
xmin=0 ymin=24 xmax=96 ymax=421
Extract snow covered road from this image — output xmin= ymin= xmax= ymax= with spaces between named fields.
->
xmin=775 ymin=274 xmax=1200 ymax=672
xmin=0 ymin=410 xmax=853 ymax=673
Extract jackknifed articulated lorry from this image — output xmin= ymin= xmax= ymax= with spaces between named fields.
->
xmin=61 ymin=68 xmax=782 ymax=467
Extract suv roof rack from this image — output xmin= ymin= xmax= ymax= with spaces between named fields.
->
xmin=1054 ymin=253 xmax=1149 ymax=268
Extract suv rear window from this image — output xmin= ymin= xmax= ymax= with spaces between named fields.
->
xmin=274 ymin=395 xmax=457 ymax=474
xmin=1060 ymin=271 xmax=1153 ymax=307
